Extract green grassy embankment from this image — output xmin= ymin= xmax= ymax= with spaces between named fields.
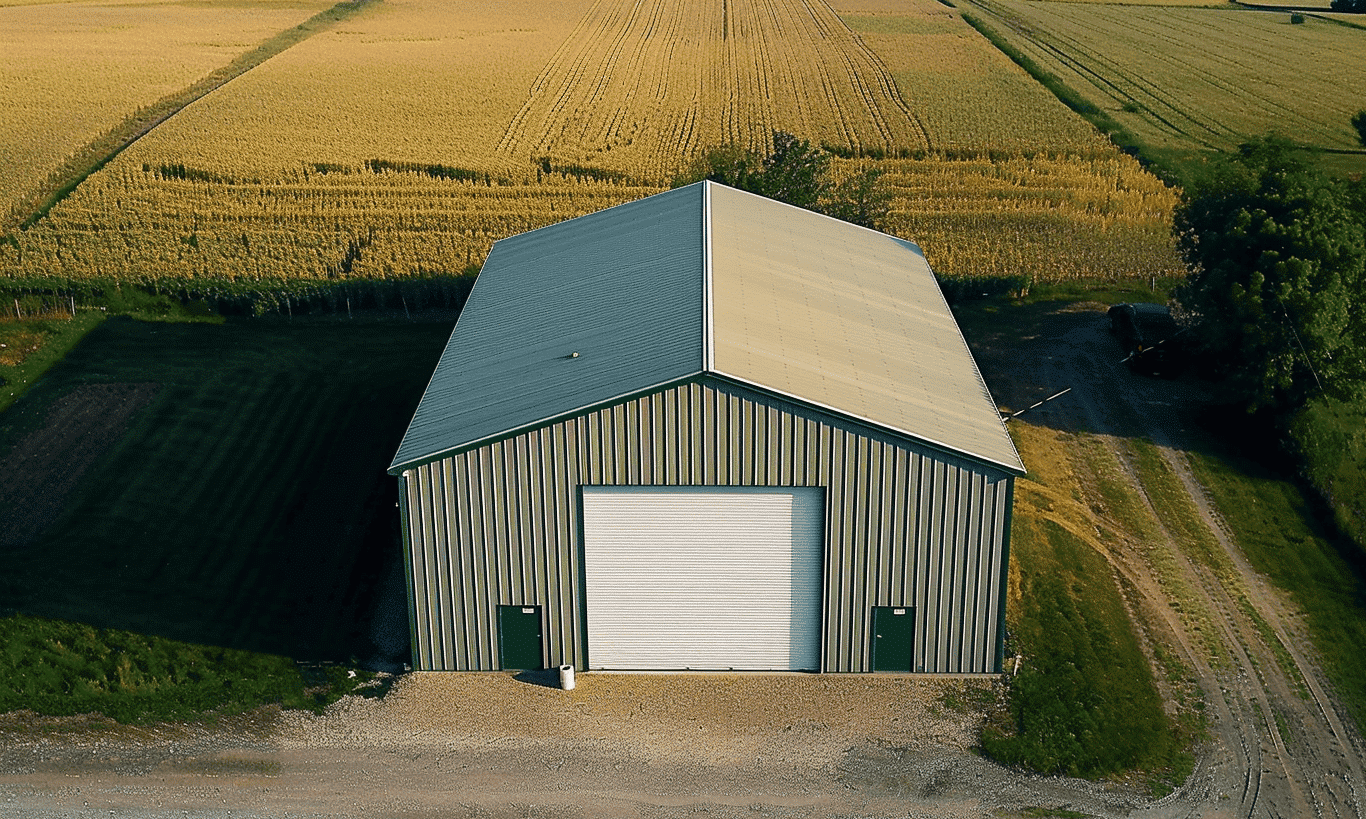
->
xmin=982 ymin=420 xmax=1193 ymax=793
xmin=0 ymin=612 xmax=381 ymax=724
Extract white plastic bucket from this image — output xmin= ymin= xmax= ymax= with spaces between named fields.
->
xmin=558 ymin=664 xmax=576 ymax=691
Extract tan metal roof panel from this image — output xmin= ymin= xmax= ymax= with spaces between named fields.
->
xmin=707 ymin=184 xmax=1023 ymax=474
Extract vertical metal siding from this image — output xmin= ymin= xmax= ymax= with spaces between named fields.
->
xmin=399 ymin=379 xmax=1013 ymax=673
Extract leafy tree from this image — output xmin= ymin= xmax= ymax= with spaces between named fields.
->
xmin=1174 ymin=136 xmax=1366 ymax=413
xmin=674 ymin=130 xmax=891 ymax=230
xmin=822 ymin=168 xmax=894 ymax=232
xmin=1331 ymin=0 xmax=1364 ymax=12
xmin=1353 ymin=110 xmax=1366 ymax=148
xmin=754 ymin=130 xmax=831 ymax=209
xmin=676 ymin=143 xmax=763 ymax=192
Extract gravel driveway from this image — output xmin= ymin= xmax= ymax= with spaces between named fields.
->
xmin=0 ymin=672 xmax=1156 ymax=818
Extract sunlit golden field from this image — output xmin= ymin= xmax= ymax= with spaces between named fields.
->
xmin=1 ymin=0 xmax=1188 ymax=288
xmin=496 ymin=0 xmax=934 ymax=178
xmin=0 ymin=0 xmax=334 ymax=215
xmin=966 ymin=0 xmax=1366 ymax=155
xmin=875 ymin=153 xmax=1181 ymax=280
xmin=0 ymin=151 xmax=1181 ymax=285
xmin=833 ymin=0 xmax=1105 ymax=155
xmin=110 ymin=0 xmax=589 ymax=178
xmin=0 ymin=166 xmax=654 ymax=284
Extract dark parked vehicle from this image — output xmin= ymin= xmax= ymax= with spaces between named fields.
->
xmin=1107 ymin=302 xmax=1186 ymax=378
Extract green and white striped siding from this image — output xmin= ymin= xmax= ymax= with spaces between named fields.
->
xmin=398 ymin=377 xmax=1013 ymax=674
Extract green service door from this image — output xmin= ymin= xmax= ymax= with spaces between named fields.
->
xmin=871 ymin=606 xmax=915 ymax=672
xmin=498 ymin=605 xmax=544 ymax=670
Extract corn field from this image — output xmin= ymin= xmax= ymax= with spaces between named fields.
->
xmin=0 ymin=151 xmax=1182 ymax=287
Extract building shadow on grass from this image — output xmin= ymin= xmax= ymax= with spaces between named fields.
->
xmin=0 ymin=317 xmax=454 ymax=673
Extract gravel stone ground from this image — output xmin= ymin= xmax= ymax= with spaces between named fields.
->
xmin=0 ymin=672 xmax=1156 ymax=818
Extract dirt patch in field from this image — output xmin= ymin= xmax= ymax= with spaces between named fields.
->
xmin=0 ymin=382 xmax=158 ymax=548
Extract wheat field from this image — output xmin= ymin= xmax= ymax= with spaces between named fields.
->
xmin=110 ymin=0 xmax=590 ymax=178
xmin=833 ymin=0 xmax=1105 ymax=155
xmin=2 ymin=0 xmax=1186 ymax=288
xmin=496 ymin=0 xmax=934 ymax=178
xmin=0 ymin=0 xmax=334 ymax=215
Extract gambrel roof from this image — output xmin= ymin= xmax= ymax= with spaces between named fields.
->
xmin=389 ymin=181 xmax=1024 ymax=475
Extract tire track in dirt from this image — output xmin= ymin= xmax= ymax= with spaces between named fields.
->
xmin=984 ymin=303 xmax=1364 ymax=819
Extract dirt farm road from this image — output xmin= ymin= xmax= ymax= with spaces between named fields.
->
xmin=971 ymin=301 xmax=1366 ymax=818
xmin=1 ymin=302 xmax=1363 ymax=818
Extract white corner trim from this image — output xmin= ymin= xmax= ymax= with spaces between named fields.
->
xmin=702 ymin=180 xmax=715 ymax=371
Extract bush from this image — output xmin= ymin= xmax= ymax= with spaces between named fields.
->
xmin=674 ymin=130 xmax=894 ymax=229
xmin=0 ymin=614 xmax=386 ymax=723
xmin=1290 ymin=395 xmax=1366 ymax=556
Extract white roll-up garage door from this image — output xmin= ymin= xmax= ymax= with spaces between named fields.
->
xmin=581 ymin=486 xmax=824 ymax=671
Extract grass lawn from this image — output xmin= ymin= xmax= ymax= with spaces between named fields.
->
xmin=1186 ymin=442 xmax=1366 ymax=731
xmin=0 ymin=315 xmax=452 ymax=670
xmin=0 ymin=309 xmax=108 ymax=414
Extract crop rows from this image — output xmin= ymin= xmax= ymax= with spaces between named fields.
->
xmin=498 ymin=0 xmax=933 ymax=180
xmin=834 ymin=0 xmax=1106 ymax=156
xmin=0 ymin=166 xmax=652 ymax=287
xmin=2 ymin=0 xmax=1185 ymax=294
xmin=868 ymin=153 xmax=1182 ymax=281
xmin=0 ymin=0 xmax=334 ymax=216
xmin=97 ymin=0 xmax=590 ymax=181
xmin=963 ymin=0 xmax=1366 ymax=154
xmin=0 ymin=151 xmax=1181 ymax=288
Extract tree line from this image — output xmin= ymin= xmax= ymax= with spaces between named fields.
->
xmin=1174 ymin=130 xmax=1366 ymax=416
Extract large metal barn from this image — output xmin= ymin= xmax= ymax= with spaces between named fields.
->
xmin=388 ymin=181 xmax=1024 ymax=674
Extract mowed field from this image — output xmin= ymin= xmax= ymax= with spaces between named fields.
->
xmin=0 ymin=0 xmax=1185 ymax=286
xmin=964 ymin=0 xmax=1366 ymax=168
xmin=0 ymin=0 xmax=335 ymax=217
xmin=833 ymin=0 xmax=1103 ymax=155
xmin=0 ymin=316 xmax=452 ymax=665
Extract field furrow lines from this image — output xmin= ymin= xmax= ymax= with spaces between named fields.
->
xmin=969 ymin=0 xmax=1366 ymax=156
xmin=493 ymin=0 xmax=946 ymax=176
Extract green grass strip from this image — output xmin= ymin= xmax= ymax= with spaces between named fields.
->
xmin=984 ymin=512 xmax=1191 ymax=792
xmin=0 ymin=310 xmax=106 ymax=415
xmin=0 ymin=613 xmax=380 ymax=724
xmin=1186 ymin=447 xmax=1366 ymax=731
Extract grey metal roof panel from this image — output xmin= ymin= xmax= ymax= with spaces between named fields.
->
xmin=389 ymin=184 xmax=705 ymax=471
xmin=707 ymin=184 xmax=1024 ymax=475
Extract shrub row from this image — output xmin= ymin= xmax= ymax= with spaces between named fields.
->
xmin=0 ymin=273 xmax=477 ymax=319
